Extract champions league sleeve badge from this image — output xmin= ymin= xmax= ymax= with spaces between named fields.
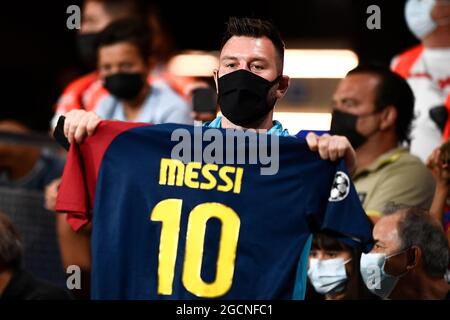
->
xmin=328 ymin=171 xmax=350 ymax=202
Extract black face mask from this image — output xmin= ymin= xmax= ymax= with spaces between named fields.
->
xmin=76 ymin=33 xmax=99 ymax=69
xmin=103 ymin=73 xmax=146 ymax=100
xmin=217 ymin=69 xmax=282 ymax=126
xmin=330 ymin=110 xmax=370 ymax=149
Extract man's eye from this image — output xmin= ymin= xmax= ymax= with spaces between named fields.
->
xmin=343 ymin=100 xmax=357 ymax=108
xmin=226 ymin=63 xmax=236 ymax=68
xmin=119 ymin=62 xmax=133 ymax=69
xmin=251 ymin=65 xmax=263 ymax=70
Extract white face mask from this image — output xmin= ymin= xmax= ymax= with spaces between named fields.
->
xmin=360 ymin=251 xmax=408 ymax=300
xmin=405 ymin=0 xmax=437 ymax=39
xmin=307 ymin=258 xmax=351 ymax=295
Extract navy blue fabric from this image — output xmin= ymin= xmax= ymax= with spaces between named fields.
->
xmin=90 ymin=123 xmax=373 ymax=299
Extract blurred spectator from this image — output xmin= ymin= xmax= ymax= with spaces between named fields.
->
xmin=360 ymin=204 xmax=450 ymax=300
xmin=392 ymin=0 xmax=450 ymax=162
xmin=0 ymin=212 xmax=71 ymax=300
xmin=426 ymin=140 xmax=450 ymax=243
xmin=0 ymin=116 xmax=64 ymax=191
xmin=330 ymin=65 xmax=435 ymax=222
xmin=52 ymin=0 xmax=189 ymax=125
xmin=94 ymin=18 xmax=192 ymax=124
xmin=51 ymin=0 xmax=203 ymax=128
xmin=51 ymin=0 xmax=149 ymax=128
xmin=306 ymin=231 xmax=378 ymax=300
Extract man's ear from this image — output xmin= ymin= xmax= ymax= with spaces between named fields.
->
xmin=213 ymin=69 xmax=219 ymax=94
xmin=380 ymin=105 xmax=398 ymax=131
xmin=406 ymin=245 xmax=420 ymax=270
xmin=275 ymin=75 xmax=290 ymax=99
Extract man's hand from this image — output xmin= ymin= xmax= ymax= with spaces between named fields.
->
xmin=426 ymin=147 xmax=450 ymax=228
xmin=306 ymin=132 xmax=357 ymax=175
xmin=44 ymin=177 xmax=61 ymax=211
xmin=426 ymin=147 xmax=450 ymax=189
xmin=64 ymin=110 xmax=102 ymax=144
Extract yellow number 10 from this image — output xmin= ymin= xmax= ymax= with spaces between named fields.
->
xmin=150 ymin=199 xmax=240 ymax=298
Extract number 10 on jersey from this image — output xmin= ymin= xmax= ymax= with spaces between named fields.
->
xmin=150 ymin=199 xmax=241 ymax=298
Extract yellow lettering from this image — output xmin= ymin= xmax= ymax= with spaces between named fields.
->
xmin=159 ymin=158 xmax=184 ymax=186
xmin=217 ymin=166 xmax=235 ymax=193
xmin=158 ymin=159 xmax=244 ymax=194
xmin=184 ymin=162 xmax=202 ymax=188
xmin=200 ymin=164 xmax=218 ymax=190
xmin=233 ymin=167 xmax=244 ymax=194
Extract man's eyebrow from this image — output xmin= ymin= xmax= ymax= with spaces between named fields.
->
xmin=220 ymin=55 xmax=269 ymax=63
xmin=249 ymin=57 xmax=270 ymax=64
xmin=374 ymin=239 xmax=384 ymax=246
xmin=220 ymin=56 xmax=238 ymax=61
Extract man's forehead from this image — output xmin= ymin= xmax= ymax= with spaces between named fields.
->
xmin=333 ymin=74 xmax=379 ymax=98
xmin=373 ymin=214 xmax=401 ymax=244
xmin=220 ymin=36 xmax=277 ymax=61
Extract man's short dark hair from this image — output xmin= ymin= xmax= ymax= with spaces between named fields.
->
xmin=383 ymin=203 xmax=449 ymax=278
xmin=347 ymin=64 xmax=415 ymax=144
xmin=96 ymin=18 xmax=151 ymax=62
xmin=221 ymin=17 xmax=285 ymax=70
xmin=0 ymin=212 xmax=23 ymax=271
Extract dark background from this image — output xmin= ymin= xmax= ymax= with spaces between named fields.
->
xmin=0 ymin=0 xmax=418 ymax=131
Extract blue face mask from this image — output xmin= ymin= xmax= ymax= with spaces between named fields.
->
xmin=307 ymin=258 xmax=352 ymax=295
xmin=360 ymin=250 xmax=408 ymax=299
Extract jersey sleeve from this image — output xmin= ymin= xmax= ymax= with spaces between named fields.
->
xmin=55 ymin=120 xmax=147 ymax=231
xmin=306 ymin=159 xmax=374 ymax=253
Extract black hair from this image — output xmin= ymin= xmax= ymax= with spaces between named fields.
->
xmin=221 ymin=17 xmax=285 ymax=70
xmin=310 ymin=231 xmax=378 ymax=299
xmin=311 ymin=231 xmax=353 ymax=252
xmin=347 ymin=64 xmax=415 ymax=144
xmin=96 ymin=18 xmax=152 ymax=62
xmin=88 ymin=1 xmax=174 ymax=62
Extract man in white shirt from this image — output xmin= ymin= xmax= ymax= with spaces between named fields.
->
xmin=391 ymin=0 xmax=450 ymax=162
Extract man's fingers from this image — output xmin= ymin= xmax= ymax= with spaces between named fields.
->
xmin=64 ymin=110 xmax=81 ymax=139
xmin=86 ymin=113 xmax=101 ymax=136
xmin=61 ymin=110 xmax=102 ymax=144
xmin=74 ymin=114 xmax=90 ymax=144
xmin=66 ymin=111 xmax=85 ymax=144
xmin=68 ymin=120 xmax=79 ymax=144
xmin=306 ymin=132 xmax=319 ymax=151
xmin=335 ymin=136 xmax=348 ymax=160
xmin=317 ymin=135 xmax=330 ymax=160
xmin=328 ymin=138 xmax=342 ymax=161
xmin=63 ymin=111 xmax=74 ymax=138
